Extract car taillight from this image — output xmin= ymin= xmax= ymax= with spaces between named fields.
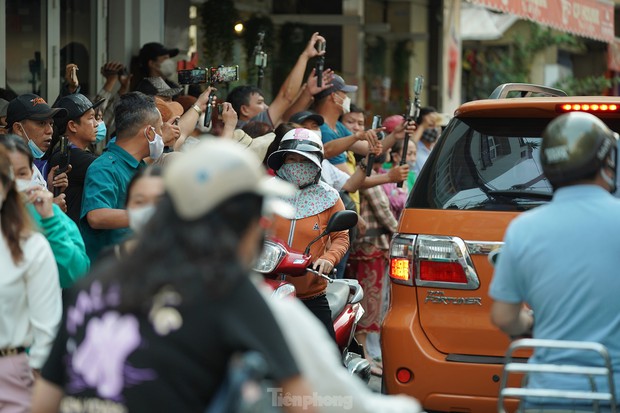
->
xmin=389 ymin=235 xmax=416 ymax=286
xmin=558 ymin=103 xmax=618 ymax=113
xmin=419 ymin=261 xmax=467 ymax=283
xmin=389 ymin=234 xmax=480 ymax=290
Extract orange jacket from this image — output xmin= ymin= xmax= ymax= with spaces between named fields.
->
xmin=272 ymin=199 xmax=349 ymax=299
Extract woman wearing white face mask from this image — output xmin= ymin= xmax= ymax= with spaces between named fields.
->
xmin=100 ymin=165 xmax=164 ymax=260
xmin=0 ymin=145 xmax=61 ymax=412
xmin=0 ymin=134 xmax=90 ymax=289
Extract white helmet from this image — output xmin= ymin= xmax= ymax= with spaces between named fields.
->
xmin=267 ymin=128 xmax=324 ymax=171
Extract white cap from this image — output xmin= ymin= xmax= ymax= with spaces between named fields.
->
xmin=164 ymin=138 xmax=295 ymax=220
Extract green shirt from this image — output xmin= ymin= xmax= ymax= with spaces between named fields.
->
xmin=27 ymin=203 xmax=90 ymax=288
xmin=79 ymin=142 xmax=145 ymax=261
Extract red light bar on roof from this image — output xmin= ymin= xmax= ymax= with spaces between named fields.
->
xmin=559 ymin=104 xmax=618 ymax=112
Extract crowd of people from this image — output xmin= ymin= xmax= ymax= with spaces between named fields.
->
xmin=0 ymin=32 xmax=447 ymax=412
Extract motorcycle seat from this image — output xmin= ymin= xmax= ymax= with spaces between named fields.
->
xmin=326 ymin=281 xmax=350 ymax=321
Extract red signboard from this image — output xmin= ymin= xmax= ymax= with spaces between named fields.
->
xmin=469 ymin=0 xmax=615 ymax=43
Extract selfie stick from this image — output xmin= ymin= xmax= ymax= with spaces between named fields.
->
xmin=254 ymin=32 xmax=268 ymax=89
xmin=398 ymin=76 xmax=423 ymax=188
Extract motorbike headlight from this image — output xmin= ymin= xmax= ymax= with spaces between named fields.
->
xmin=271 ymin=283 xmax=296 ymax=299
xmin=253 ymin=241 xmax=286 ymax=274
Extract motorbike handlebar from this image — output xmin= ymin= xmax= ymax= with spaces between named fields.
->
xmin=306 ymin=267 xmax=336 ymax=283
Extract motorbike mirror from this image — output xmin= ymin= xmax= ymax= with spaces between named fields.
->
xmin=325 ymin=210 xmax=358 ymax=233
xmin=304 ymin=210 xmax=359 ymax=256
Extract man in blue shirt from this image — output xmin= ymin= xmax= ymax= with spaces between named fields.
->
xmin=490 ymin=112 xmax=620 ymax=411
xmin=80 ymin=92 xmax=164 ymax=261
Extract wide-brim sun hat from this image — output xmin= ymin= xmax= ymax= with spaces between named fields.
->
xmin=267 ymin=128 xmax=324 ymax=171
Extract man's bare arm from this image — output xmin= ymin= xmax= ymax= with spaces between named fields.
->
xmin=268 ymin=32 xmax=325 ymax=127
xmin=86 ymin=208 xmax=129 ymax=230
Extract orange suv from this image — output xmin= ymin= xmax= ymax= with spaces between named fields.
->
xmin=381 ymin=83 xmax=620 ymax=412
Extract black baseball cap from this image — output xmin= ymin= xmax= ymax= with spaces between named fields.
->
xmin=290 ymin=111 xmax=324 ymax=126
xmin=6 ymin=94 xmax=67 ymax=127
xmin=55 ymin=93 xmax=105 ymax=121
xmin=313 ymin=74 xmax=358 ymax=101
xmin=139 ymin=42 xmax=179 ymax=67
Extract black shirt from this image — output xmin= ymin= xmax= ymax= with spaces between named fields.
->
xmin=42 ymin=275 xmax=299 ymax=412
xmin=49 ymin=145 xmax=97 ymax=224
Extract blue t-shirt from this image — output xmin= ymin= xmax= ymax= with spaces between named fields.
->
xmin=319 ymin=121 xmax=352 ymax=165
xmin=80 ymin=142 xmax=145 ymax=261
xmin=490 ymin=185 xmax=620 ymax=409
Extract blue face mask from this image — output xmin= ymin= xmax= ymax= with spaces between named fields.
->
xmin=18 ymin=123 xmax=45 ymax=159
xmin=95 ymin=121 xmax=107 ymax=143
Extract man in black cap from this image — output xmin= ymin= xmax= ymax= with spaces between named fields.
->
xmin=49 ymin=94 xmax=104 ymax=223
xmin=137 ymin=42 xmax=180 ymax=90
xmin=7 ymin=94 xmax=69 ymax=197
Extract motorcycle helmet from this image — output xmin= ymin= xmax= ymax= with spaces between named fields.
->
xmin=267 ymin=128 xmax=324 ymax=171
xmin=541 ymin=111 xmax=618 ymax=188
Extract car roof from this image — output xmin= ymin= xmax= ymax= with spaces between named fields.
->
xmin=456 ymin=96 xmax=620 ymax=118
xmin=454 ymin=96 xmax=620 ymax=135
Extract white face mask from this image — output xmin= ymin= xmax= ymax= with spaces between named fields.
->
xmin=128 ymin=204 xmax=157 ymax=232
xmin=15 ymin=173 xmax=46 ymax=193
xmin=158 ymin=59 xmax=176 ymax=78
xmin=145 ymin=127 xmax=165 ymax=160
xmin=336 ymin=95 xmax=351 ymax=115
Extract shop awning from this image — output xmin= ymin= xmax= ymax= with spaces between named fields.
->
xmin=468 ymin=0 xmax=615 ymax=43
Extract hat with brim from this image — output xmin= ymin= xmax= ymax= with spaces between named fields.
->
xmin=313 ymin=74 xmax=358 ymax=101
xmin=6 ymin=94 xmax=67 ymax=127
xmin=289 ymin=111 xmax=324 ymax=126
xmin=233 ymin=129 xmax=277 ymax=162
xmin=139 ymin=42 xmax=180 ymax=68
xmin=155 ymin=97 xmax=184 ymax=122
xmin=268 ymin=148 xmax=322 ymax=171
xmin=136 ymin=77 xmax=183 ymax=97
xmin=267 ymin=128 xmax=324 ymax=170
xmin=165 ymin=138 xmax=296 ymax=221
xmin=55 ymin=93 xmax=105 ymax=122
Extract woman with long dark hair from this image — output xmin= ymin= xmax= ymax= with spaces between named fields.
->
xmin=32 ymin=139 xmax=312 ymax=413
xmin=0 ymin=134 xmax=89 ymax=288
xmin=0 ymin=145 xmax=61 ymax=411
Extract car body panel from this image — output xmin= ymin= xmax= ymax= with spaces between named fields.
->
xmin=381 ymin=87 xmax=617 ymax=412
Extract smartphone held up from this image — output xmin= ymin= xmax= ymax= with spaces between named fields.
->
xmin=177 ymin=65 xmax=239 ymax=85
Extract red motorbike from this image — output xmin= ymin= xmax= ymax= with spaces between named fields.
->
xmin=254 ymin=210 xmax=371 ymax=383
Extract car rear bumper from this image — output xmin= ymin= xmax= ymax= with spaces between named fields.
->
xmin=381 ymin=305 xmax=522 ymax=413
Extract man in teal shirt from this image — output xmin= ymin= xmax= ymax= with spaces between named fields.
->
xmin=80 ymin=92 xmax=164 ymax=260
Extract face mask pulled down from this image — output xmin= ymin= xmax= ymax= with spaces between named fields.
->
xmin=18 ymin=123 xmax=46 ymax=159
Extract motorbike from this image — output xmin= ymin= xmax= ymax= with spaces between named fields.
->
xmin=254 ymin=210 xmax=372 ymax=383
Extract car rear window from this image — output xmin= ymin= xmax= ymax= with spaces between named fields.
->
xmin=408 ymin=118 xmax=553 ymax=211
